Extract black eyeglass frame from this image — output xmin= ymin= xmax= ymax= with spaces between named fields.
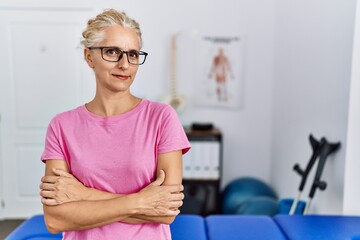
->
xmin=88 ymin=46 xmax=148 ymax=65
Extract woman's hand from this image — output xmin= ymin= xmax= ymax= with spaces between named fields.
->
xmin=40 ymin=168 xmax=89 ymax=206
xmin=40 ymin=168 xmax=184 ymax=217
xmin=134 ymin=170 xmax=184 ymax=216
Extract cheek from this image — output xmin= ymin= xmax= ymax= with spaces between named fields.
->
xmin=131 ymin=67 xmax=139 ymax=77
xmin=93 ymin=61 xmax=112 ymax=75
xmin=93 ymin=67 xmax=112 ymax=83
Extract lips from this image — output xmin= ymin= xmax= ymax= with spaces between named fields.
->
xmin=112 ymin=74 xmax=129 ymax=80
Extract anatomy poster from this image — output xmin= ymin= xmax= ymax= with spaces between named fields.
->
xmin=194 ymin=36 xmax=244 ymax=108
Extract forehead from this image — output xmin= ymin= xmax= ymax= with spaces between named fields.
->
xmin=99 ymin=25 xmax=140 ymax=50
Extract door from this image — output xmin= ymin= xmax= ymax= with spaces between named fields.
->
xmin=0 ymin=7 xmax=95 ymax=218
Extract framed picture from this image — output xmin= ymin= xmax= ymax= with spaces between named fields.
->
xmin=194 ymin=36 xmax=245 ymax=109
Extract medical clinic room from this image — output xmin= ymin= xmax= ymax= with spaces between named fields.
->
xmin=1 ymin=0 xmax=360 ymax=239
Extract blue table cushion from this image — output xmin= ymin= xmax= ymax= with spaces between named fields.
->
xmin=274 ymin=215 xmax=360 ymax=240
xmin=5 ymin=215 xmax=62 ymax=240
xmin=171 ymin=214 xmax=207 ymax=240
xmin=7 ymin=213 xmax=360 ymax=240
xmin=7 ymin=214 xmax=207 ymax=240
xmin=205 ymin=215 xmax=287 ymax=240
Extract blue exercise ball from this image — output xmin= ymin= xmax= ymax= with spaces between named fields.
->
xmin=222 ymin=177 xmax=278 ymax=214
xmin=235 ymin=196 xmax=279 ymax=216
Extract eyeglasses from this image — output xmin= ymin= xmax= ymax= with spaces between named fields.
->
xmin=88 ymin=46 xmax=148 ymax=65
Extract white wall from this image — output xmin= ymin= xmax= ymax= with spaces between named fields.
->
xmin=344 ymin=0 xmax=360 ymax=215
xmin=271 ymin=0 xmax=357 ymax=214
xmin=0 ymin=0 xmax=276 ymax=218
xmin=110 ymin=0 xmax=276 ymax=188
xmin=1 ymin=0 xmax=358 ymax=216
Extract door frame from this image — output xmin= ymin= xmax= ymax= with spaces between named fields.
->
xmin=0 ymin=128 xmax=3 ymax=220
xmin=343 ymin=0 xmax=360 ymax=215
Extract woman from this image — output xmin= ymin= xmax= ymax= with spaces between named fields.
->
xmin=39 ymin=9 xmax=190 ymax=240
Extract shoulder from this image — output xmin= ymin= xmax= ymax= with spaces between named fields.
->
xmin=144 ymin=99 xmax=171 ymax=111
xmin=48 ymin=105 xmax=83 ymax=127
xmin=142 ymin=100 xmax=182 ymax=130
xmin=143 ymin=99 xmax=175 ymax=116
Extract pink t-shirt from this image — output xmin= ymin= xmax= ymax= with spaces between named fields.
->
xmin=41 ymin=99 xmax=191 ymax=240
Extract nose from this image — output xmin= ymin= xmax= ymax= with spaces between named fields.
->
xmin=117 ymin=52 xmax=129 ymax=69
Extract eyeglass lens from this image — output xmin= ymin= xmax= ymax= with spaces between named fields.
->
xmin=101 ymin=47 xmax=145 ymax=65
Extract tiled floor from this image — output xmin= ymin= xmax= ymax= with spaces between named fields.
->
xmin=0 ymin=219 xmax=24 ymax=239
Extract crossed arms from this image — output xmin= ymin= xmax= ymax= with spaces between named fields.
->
xmin=40 ymin=150 xmax=184 ymax=234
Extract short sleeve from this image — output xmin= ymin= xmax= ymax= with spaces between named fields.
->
xmin=157 ymin=106 xmax=191 ymax=155
xmin=41 ymin=117 xmax=66 ymax=162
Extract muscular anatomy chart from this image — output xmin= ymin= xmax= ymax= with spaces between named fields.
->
xmin=195 ymin=36 xmax=244 ymax=109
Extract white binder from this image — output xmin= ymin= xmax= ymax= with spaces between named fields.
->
xmin=183 ymin=141 xmax=220 ymax=180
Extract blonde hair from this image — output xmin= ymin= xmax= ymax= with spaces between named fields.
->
xmin=81 ymin=9 xmax=143 ymax=48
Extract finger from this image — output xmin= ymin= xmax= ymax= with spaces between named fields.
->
xmin=164 ymin=184 xmax=184 ymax=193
xmin=168 ymin=192 xmax=185 ymax=201
xmin=165 ymin=200 xmax=183 ymax=209
xmin=164 ymin=208 xmax=180 ymax=216
xmin=41 ymin=197 xmax=60 ymax=206
xmin=150 ymin=170 xmax=165 ymax=186
xmin=40 ymin=190 xmax=55 ymax=199
xmin=53 ymin=168 xmax=71 ymax=177
xmin=39 ymin=182 xmax=55 ymax=191
xmin=41 ymin=176 xmax=58 ymax=183
xmin=151 ymin=208 xmax=179 ymax=216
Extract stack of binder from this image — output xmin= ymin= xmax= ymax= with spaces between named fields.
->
xmin=183 ymin=141 xmax=221 ymax=180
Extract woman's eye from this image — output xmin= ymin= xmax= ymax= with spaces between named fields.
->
xmin=105 ymin=48 xmax=119 ymax=55
xmin=129 ymin=51 xmax=139 ymax=58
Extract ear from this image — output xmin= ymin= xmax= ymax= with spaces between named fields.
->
xmin=84 ymin=48 xmax=95 ymax=68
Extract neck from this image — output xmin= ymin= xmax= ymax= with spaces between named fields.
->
xmin=86 ymin=91 xmax=141 ymax=117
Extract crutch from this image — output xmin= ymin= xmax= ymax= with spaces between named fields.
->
xmin=303 ymin=138 xmax=341 ymax=214
xmin=290 ymin=134 xmax=322 ymax=215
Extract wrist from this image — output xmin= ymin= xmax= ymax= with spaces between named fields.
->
xmin=122 ymin=193 xmax=140 ymax=215
xmin=82 ymin=187 xmax=93 ymax=201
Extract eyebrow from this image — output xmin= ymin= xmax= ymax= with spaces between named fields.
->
xmin=101 ymin=46 xmax=140 ymax=52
